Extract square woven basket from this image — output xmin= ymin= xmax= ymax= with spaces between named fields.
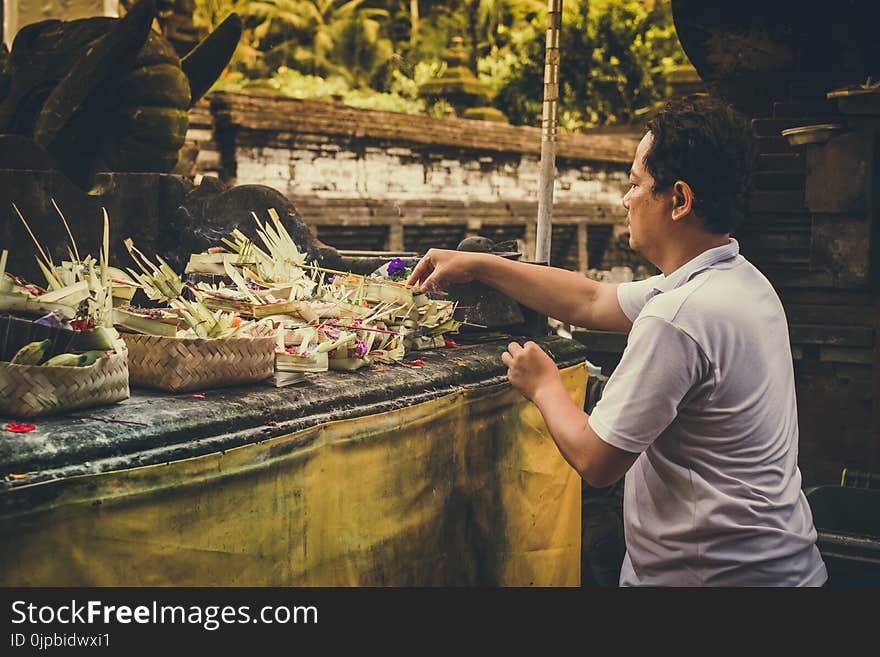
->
xmin=0 ymin=351 xmax=130 ymax=418
xmin=121 ymin=330 xmax=276 ymax=393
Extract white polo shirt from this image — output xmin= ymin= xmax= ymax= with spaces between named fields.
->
xmin=589 ymin=239 xmax=827 ymax=586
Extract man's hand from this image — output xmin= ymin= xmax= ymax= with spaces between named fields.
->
xmin=501 ymin=341 xmax=563 ymax=402
xmin=406 ymin=248 xmax=483 ymax=294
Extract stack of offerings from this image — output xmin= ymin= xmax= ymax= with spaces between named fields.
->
xmin=183 ymin=209 xmax=461 ymax=386
xmin=117 ymin=240 xmax=276 ymax=392
xmin=0 ymin=204 xmax=129 ymax=417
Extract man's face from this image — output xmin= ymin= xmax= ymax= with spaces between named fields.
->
xmin=622 ymin=132 xmax=673 ymax=254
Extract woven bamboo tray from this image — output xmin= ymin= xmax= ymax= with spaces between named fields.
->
xmin=0 ymin=351 xmax=130 ymax=418
xmin=122 ymin=331 xmax=276 ymax=393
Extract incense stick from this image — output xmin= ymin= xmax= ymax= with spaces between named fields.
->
xmin=52 ymin=198 xmax=80 ymax=262
xmin=67 ymin=414 xmax=148 ymax=426
xmin=293 ymin=261 xmax=412 ymax=288
xmin=12 ymin=203 xmax=54 ymax=271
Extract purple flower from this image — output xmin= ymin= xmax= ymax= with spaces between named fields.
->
xmin=386 ymin=258 xmax=406 ymax=278
xmin=354 ymin=338 xmax=368 ymax=358
xmin=34 ymin=311 xmax=64 ymax=329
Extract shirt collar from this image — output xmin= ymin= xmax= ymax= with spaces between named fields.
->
xmin=648 ymin=238 xmax=740 ymax=299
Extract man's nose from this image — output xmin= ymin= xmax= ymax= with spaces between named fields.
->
xmin=622 ymin=191 xmax=630 ymax=210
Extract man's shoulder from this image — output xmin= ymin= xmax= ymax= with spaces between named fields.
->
xmin=639 ymin=272 xmax=714 ymax=324
xmin=643 ymin=259 xmax=770 ymax=322
xmin=616 ymin=274 xmax=664 ymax=323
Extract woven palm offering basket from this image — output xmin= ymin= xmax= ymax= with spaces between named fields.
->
xmin=121 ymin=326 xmax=276 ymax=393
xmin=0 ymin=315 xmax=130 ymax=418
xmin=0 ymin=351 xmax=130 ymax=418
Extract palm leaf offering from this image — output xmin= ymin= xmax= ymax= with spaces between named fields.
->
xmin=122 ymin=238 xmax=259 ymax=340
xmin=116 ymin=241 xmax=279 ymax=393
xmin=0 ymin=203 xmax=131 ymax=418
xmin=123 ymin=238 xmax=186 ymax=304
xmin=182 ymin=207 xmax=462 ymax=378
xmin=0 ymin=201 xmax=465 ymax=400
xmin=112 ymin=306 xmax=180 ymax=337
xmin=1 ymin=203 xmax=126 ymax=356
xmin=211 ymin=209 xmax=317 ymax=300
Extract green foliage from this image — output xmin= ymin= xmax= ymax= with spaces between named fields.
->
xmin=584 ymin=0 xmax=687 ymax=125
xmin=195 ymin=0 xmax=250 ymax=31
xmin=208 ymin=0 xmax=394 ymax=87
xmin=330 ymin=7 xmax=394 ymax=87
xmin=197 ymin=0 xmax=690 ymax=129
xmin=343 ymin=86 xmax=424 ymax=113
xmin=211 ymin=64 xmax=427 ymax=114
xmin=488 ymin=0 xmax=689 ymax=128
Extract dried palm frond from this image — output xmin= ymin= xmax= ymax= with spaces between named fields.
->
xmin=5 ymin=204 xmax=125 ymax=353
xmin=123 ymin=239 xmax=247 ymax=339
xmin=171 ymin=296 xmax=242 ymax=339
xmin=218 ymin=210 xmax=317 ymax=300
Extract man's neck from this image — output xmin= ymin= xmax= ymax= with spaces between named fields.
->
xmin=654 ymin=234 xmax=731 ymax=276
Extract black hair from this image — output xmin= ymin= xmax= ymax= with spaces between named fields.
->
xmin=644 ymin=95 xmax=754 ymax=234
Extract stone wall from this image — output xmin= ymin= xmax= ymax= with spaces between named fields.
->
xmin=233 ymin=141 xmax=627 ymax=207
xmin=184 ymin=92 xmax=647 ymax=272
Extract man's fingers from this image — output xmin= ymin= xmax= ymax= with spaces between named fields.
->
xmin=420 ymin=270 xmax=443 ymax=295
xmin=507 ymin=341 xmax=523 ymax=356
xmin=500 ymin=351 xmax=512 ymax=367
xmin=523 ymin=341 xmax=544 ymax=357
xmin=407 ymin=257 xmax=433 ymax=287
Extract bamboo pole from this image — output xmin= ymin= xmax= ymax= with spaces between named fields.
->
xmin=410 ymin=0 xmax=419 ymax=43
xmin=535 ymin=0 xmax=563 ymax=265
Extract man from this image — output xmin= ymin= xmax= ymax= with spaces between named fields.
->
xmin=407 ymin=95 xmax=827 ymax=587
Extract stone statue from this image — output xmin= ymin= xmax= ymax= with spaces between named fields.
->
xmin=0 ymin=0 xmax=241 ymax=188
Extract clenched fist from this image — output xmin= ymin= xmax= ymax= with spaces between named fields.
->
xmin=501 ymin=341 xmax=563 ymax=402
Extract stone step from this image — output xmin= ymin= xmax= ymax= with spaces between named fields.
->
xmin=739 ymin=234 xmax=811 ymax=247
xmin=752 ymin=117 xmax=843 ymax=137
xmin=741 ymin=212 xmax=812 ymax=228
xmin=754 ymin=135 xmax=796 ymax=154
xmin=784 ymin=303 xmax=875 ymax=327
xmin=752 ymin=171 xmax=805 ymax=191
xmin=789 ymin=324 xmax=876 ymax=348
xmin=772 ymin=99 xmax=840 ymax=118
xmin=748 ymin=190 xmax=807 ymax=213
xmin=787 ymin=80 xmax=839 ymax=103
xmin=756 ymin=153 xmax=804 ymax=173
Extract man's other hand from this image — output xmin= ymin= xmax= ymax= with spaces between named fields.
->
xmin=501 ymin=341 xmax=563 ymax=402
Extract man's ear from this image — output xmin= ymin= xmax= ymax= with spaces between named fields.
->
xmin=671 ymin=180 xmax=694 ymax=221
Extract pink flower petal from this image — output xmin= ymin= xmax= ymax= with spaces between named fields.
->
xmin=5 ymin=422 xmax=36 ymax=433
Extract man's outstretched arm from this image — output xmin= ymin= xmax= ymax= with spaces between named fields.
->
xmin=407 ymin=249 xmax=633 ymax=332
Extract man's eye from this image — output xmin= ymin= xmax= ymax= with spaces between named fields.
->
xmin=628 ymin=183 xmax=637 ymax=190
